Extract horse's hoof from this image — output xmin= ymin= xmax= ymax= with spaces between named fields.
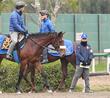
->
xmin=16 ymin=91 xmax=22 ymax=94
xmin=28 ymin=91 xmax=32 ymax=94
xmin=54 ymin=90 xmax=59 ymax=92
xmin=53 ymin=90 xmax=56 ymax=93
xmin=47 ymin=89 xmax=53 ymax=93
xmin=0 ymin=91 xmax=2 ymax=94
xmin=28 ymin=91 xmax=35 ymax=93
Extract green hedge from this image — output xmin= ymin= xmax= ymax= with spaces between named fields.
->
xmin=0 ymin=59 xmax=77 ymax=92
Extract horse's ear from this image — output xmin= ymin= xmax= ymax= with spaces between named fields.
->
xmin=58 ymin=32 xmax=65 ymax=37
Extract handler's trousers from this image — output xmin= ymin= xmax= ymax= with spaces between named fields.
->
xmin=70 ymin=66 xmax=90 ymax=92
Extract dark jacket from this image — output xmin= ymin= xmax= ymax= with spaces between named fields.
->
xmin=76 ymin=43 xmax=93 ymax=65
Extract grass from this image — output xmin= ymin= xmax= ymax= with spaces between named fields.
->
xmin=90 ymin=60 xmax=107 ymax=72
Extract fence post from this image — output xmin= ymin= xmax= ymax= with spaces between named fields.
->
xmin=92 ymin=58 xmax=95 ymax=73
xmin=0 ymin=13 xmax=2 ymax=33
xmin=73 ymin=14 xmax=76 ymax=41
xmin=97 ymin=14 xmax=100 ymax=53
xmin=107 ymin=56 xmax=110 ymax=74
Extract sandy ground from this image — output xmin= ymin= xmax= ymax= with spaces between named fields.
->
xmin=0 ymin=92 xmax=110 ymax=98
xmin=78 ymin=75 xmax=110 ymax=91
xmin=0 ymin=75 xmax=110 ymax=98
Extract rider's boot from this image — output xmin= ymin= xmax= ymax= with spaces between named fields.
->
xmin=41 ymin=48 xmax=48 ymax=64
xmin=6 ymin=41 xmax=16 ymax=60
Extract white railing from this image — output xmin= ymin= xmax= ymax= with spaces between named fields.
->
xmin=91 ymin=50 xmax=110 ymax=74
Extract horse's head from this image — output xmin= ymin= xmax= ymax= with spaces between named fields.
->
xmin=50 ymin=32 xmax=64 ymax=51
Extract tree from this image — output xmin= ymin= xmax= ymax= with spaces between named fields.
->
xmin=66 ymin=0 xmax=79 ymax=13
xmin=30 ymin=0 xmax=63 ymax=25
xmin=79 ymin=0 xmax=110 ymax=14
xmin=0 ymin=0 xmax=14 ymax=12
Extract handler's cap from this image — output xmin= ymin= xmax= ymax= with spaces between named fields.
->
xmin=81 ymin=33 xmax=88 ymax=41
xmin=39 ymin=10 xmax=49 ymax=16
xmin=81 ymin=33 xmax=88 ymax=39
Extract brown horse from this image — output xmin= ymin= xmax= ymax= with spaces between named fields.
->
xmin=0 ymin=32 xmax=64 ymax=93
xmin=47 ymin=41 xmax=76 ymax=90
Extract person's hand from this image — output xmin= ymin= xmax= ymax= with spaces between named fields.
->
xmin=25 ymin=30 xmax=28 ymax=35
xmin=24 ymin=30 xmax=29 ymax=38
xmin=80 ymin=60 xmax=87 ymax=66
xmin=82 ymin=61 xmax=87 ymax=66
xmin=87 ymin=59 xmax=92 ymax=65
xmin=26 ymin=33 xmax=29 ymax=38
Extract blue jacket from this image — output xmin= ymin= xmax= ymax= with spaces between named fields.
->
xmin=76 ymin=43 xmax=93 ymax=65
xmin=39 ymin=18 xmax=55 ymax=33
xmin=9 ymin=10 xmax=26 ymax=33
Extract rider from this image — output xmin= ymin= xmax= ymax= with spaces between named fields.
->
xmin=6 ymin=1 xmax=28 ymax=59
xmin=39 ymin=10 xmax=55 ymax=63
xmin=69 ymin=33 xmax=94 ymax=93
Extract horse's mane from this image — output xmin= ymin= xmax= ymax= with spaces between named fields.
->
xmin=29 ymin=32 xmax=57 ymax=38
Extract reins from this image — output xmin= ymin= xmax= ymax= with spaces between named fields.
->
xmin=29 ymin=37 xmax=58 ymax=51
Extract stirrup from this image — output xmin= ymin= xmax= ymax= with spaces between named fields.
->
xmin=6 ymin=54 xmax=12 ymax=60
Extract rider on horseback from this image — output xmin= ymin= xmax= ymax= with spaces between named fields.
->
xmin=6 ymin=1 xmax=28 ymax=59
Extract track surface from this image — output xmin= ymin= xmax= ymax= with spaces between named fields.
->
xmin=0 ymin=92 xmax=110 ymax=98
xmin=0 ymin=75 xmax=110 ymax=98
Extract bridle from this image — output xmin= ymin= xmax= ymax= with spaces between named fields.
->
xmin=29 ymin=34 xmax=60 ymax=51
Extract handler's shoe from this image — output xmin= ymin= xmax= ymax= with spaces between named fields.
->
xmin=41 ymin=59 xmax=48 ymax=64
xmin=47 ymin=89 xmax=53 ymax=93
xmin=0 ymin=91 xmax=2 ymax=94
xmin=84 ymin=90 xmax=93 ymax=93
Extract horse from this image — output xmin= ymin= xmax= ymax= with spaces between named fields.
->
xmin=0 ymin=32 xmax=64 ymax=93
xmin=47 ymin=40 xmax=76 ymax=90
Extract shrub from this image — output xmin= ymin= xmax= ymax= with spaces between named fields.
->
xmin=0 ymin=60 xmax=76 ymax=92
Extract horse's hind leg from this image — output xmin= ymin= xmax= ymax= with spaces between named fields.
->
xmin=30 ymin=65 xmax=36 ymax=92
xmin=41 ymin=70 xmax=52 ymax=91
xmin=58 ymin=58 xmax=68 ymax=90
xmin=36 ymin=63 xmax=52 ymax=92
xmin=16 ymin=69 xmax=23 ymax=93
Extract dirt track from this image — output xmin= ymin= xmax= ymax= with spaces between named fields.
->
xmin=0 ymin=92 xmax=110 ymax=98
xmin=0 ymin=75 xmax=110 ymax=98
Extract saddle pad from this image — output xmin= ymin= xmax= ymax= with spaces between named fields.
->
xmin=48 ymin=39 xmax=74 ymax=56
xmin=0 ymin=49 xmax=20 ymax=63
xmin=1 ymin=37 xmax=12 ymax=49
xmin=0 ymin=35 xmax=6 ymax=48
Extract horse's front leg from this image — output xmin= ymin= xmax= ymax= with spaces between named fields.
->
xmin=16 ymin=62 xmax=28 ymax=93
xmin=57 ymin=58 xmax=68 ymax=90
xmin=16 ymin=67 xmax=24 ymax=93
xmin=36 ymin=62 xmax=52 ymax=92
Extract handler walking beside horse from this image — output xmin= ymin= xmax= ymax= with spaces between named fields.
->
xmin=69 ymin=33 xmax=93 ymax=93
xmin=39 ymin=10 xmax=55 ymax=64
